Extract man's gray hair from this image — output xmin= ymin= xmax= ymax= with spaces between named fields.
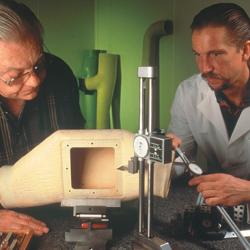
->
xmin=0 ymin=0 xmax=43 ymax=46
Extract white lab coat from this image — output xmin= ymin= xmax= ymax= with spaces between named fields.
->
xmin=168 ymin=74 xmax=250 ymax=179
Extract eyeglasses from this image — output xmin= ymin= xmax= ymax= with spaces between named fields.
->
xmin=0 ymin=55 xmax=46 ymax=86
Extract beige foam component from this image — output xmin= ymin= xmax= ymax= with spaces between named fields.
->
xmin=0 ymin=129 xmax=172 ymax=208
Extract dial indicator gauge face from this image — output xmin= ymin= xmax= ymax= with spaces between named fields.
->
xmin=134 ymin=135 xmax=149 ymax=158
xmin=188 ymin=163 xmax=203 ymax=176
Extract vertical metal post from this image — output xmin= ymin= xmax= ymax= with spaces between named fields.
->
xmin=139 ymin=78 xmax=145 ymax=135
xmin=148 ymin=78 xmax=154 ymax=134
xmin=147 ymin=77 xmax=154 ymax=238
xmin=139 ymin=159 xmax=145 ymax=233
xmin=147 ymin=161 xmax=154 ymax=238
xmin=138 ymin=77 xmax=145 ymax=233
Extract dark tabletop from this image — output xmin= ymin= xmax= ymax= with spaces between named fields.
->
xmin=16 ymin=176 xmax=247 ymax=250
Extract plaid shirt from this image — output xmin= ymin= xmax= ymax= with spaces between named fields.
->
xmin=0 ymin=53 xmax=84 ymax=165
xmin=215 ymin=78 xmax=250 ymax=138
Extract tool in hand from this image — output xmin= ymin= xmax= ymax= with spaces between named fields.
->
xmin=175 ymin=147 xmax=203 ymax=176
xmin=175 ymin=147 xmax=250 ymax=250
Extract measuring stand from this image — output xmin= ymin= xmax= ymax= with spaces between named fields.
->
xmin=131 ymin=66 xmax=172 ymax=250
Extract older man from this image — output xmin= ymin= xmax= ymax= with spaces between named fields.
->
xmin=0 ymin=0 xmax=84 ymax=235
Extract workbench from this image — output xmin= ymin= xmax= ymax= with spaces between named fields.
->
xmin=16 ymin=176 xmax=246 ymax=250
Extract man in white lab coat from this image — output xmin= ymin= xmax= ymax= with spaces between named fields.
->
xmin=168 ymin=3 xmax=250 ymax=208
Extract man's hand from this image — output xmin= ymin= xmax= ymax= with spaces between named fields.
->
xmin=189 ymin=173 xmax=250 ymax=206
xmin=0 ymin=209 xmax=49 ymax=236
xmin=165 ymin=133 xmax=182 ymax=149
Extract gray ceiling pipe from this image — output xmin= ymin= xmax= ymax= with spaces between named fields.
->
xmin=142 ymin=20 xmax=173 ymax=66
xmin=141 ymin=20 xmax=173 ymax=130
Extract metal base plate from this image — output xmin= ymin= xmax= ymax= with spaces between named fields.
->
xmin=133 ymin=234 xmax=172 ymax=250
xmin=65 ymin=228 xmax=112 ymax=250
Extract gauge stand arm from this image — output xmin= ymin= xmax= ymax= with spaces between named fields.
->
xmin=133 ymin=66 xmax=172 ymax=250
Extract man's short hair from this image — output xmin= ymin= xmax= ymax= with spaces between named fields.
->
xmin=191 ymin=3 xmax=250 ymax=48
xmin=0 ymin=0 xmax=43 ymax=46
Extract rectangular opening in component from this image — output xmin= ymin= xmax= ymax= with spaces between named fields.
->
xmin=70 ymin=147 xmax=115 ymax=189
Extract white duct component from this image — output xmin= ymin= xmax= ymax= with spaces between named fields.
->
xmin=0 ymin=129 xmax=172 ymax=208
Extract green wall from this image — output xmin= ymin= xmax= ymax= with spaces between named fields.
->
xmin=21 ymin=0 xmax=95 ymax=76
xmin=20 ymin=0 xmax=250 ymax=132
xmin=95 ymin=0 xmax=174 ymax=132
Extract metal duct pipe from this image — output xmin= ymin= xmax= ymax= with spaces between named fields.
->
xmin=141 ymin=20 xmax=173 ymax=130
